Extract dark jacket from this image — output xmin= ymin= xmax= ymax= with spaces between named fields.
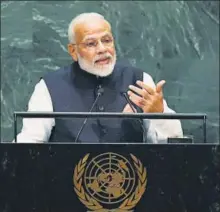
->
xmin=43 ymin=61 xmax=143 ymax=143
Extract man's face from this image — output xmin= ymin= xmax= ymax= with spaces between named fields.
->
xmin=69 ymin=18 xmax=116 ymax=77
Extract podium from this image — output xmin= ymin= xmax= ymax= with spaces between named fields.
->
xmin=1 ymin=143 xmax=219 ymax=212
xmin=1 ymin=111 xmax=217 ymax=211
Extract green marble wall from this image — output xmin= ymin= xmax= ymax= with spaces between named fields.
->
xmin=1 ymin=1 xmax=219 ymax=142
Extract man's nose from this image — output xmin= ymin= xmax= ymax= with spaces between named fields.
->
xmin=96 ymin=41 xmax=107 ymax=54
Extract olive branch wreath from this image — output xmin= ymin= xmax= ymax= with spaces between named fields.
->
xmin=73 ymin=153 xmax=147 ymax=212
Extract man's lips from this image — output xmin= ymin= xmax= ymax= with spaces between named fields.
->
xmin=95 ymin=57 xmax=111 ymax=64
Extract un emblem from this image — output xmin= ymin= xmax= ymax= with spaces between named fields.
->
xmin=73 ymin=152 xmax=147 ymax=212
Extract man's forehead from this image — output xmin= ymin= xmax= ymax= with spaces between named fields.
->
xmin=83 ymin=31 xmax=112 ymax=41
xmin=74 ymin=19 xmax=112 ymax=42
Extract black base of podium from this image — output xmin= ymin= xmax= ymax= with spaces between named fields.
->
xmin=0 ymin=143 xmax=219 ymax=212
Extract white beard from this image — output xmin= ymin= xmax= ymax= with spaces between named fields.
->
xmin=77 ymin=53 xmax=116 ymax=77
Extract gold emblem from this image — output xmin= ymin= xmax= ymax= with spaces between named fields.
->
xmin=73 ymin=152 xmax=147 ymax=212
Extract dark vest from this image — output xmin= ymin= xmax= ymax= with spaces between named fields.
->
xmin=43 ymin=61 xmax=143 ymax=143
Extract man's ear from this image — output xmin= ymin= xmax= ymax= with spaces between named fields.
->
xmin=68 ymin=44 xmax=78 ymax=61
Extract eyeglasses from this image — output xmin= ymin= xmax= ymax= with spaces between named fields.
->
xmin=73 ymin=36 xmax=114 ymax=49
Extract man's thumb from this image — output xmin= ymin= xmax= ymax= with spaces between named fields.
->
xmin=156 ymin=80 xmax=166 ymax=93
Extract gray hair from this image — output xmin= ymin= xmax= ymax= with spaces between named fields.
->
xmin=68 ymin=13 xmax=106 ymax=44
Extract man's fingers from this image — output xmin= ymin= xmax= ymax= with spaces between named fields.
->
xmin=129 ymin=85 xmax=143 ymax=95
xmin=156 ymin=80 xmax=166 ymax=93
xmin=136 ymin=81 xmax=155 ymax=95
xmin=123 ymin=104 xmax=135 ymax=113
xmin=128 ymin=85 xmax=150 ymax=99
xmin=127 ymin=91 xmax=146 ymax=107
xmin=136 ymin=80 xmax=166 ymax=94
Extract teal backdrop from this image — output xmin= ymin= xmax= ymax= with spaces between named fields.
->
xmin=1 ymin=1 xmax=219 ymax=143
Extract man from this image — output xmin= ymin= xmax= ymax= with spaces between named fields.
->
xmin=15 ymin=12 xmax=183 ymax=143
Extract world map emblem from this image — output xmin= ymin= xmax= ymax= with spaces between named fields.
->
xmin=73 ymin=152 xmax=147 ymax=212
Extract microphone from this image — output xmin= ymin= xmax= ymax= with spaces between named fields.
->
xmin=74 ymin=87 xmax=104 ymax=143
xmin=122 ymin=92 xmax=147 ymax=143
xmin=122 ymin=92 xmax=137 ymax=113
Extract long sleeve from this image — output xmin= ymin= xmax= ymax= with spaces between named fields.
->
xmin=13 ymin=79 xmax=55 ymax=143
xmin=143 ymin=73 xmax=183 ymax=143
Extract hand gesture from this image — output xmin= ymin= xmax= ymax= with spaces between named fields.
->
xmin=127 ymin=80 xmax=166 ymax=113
